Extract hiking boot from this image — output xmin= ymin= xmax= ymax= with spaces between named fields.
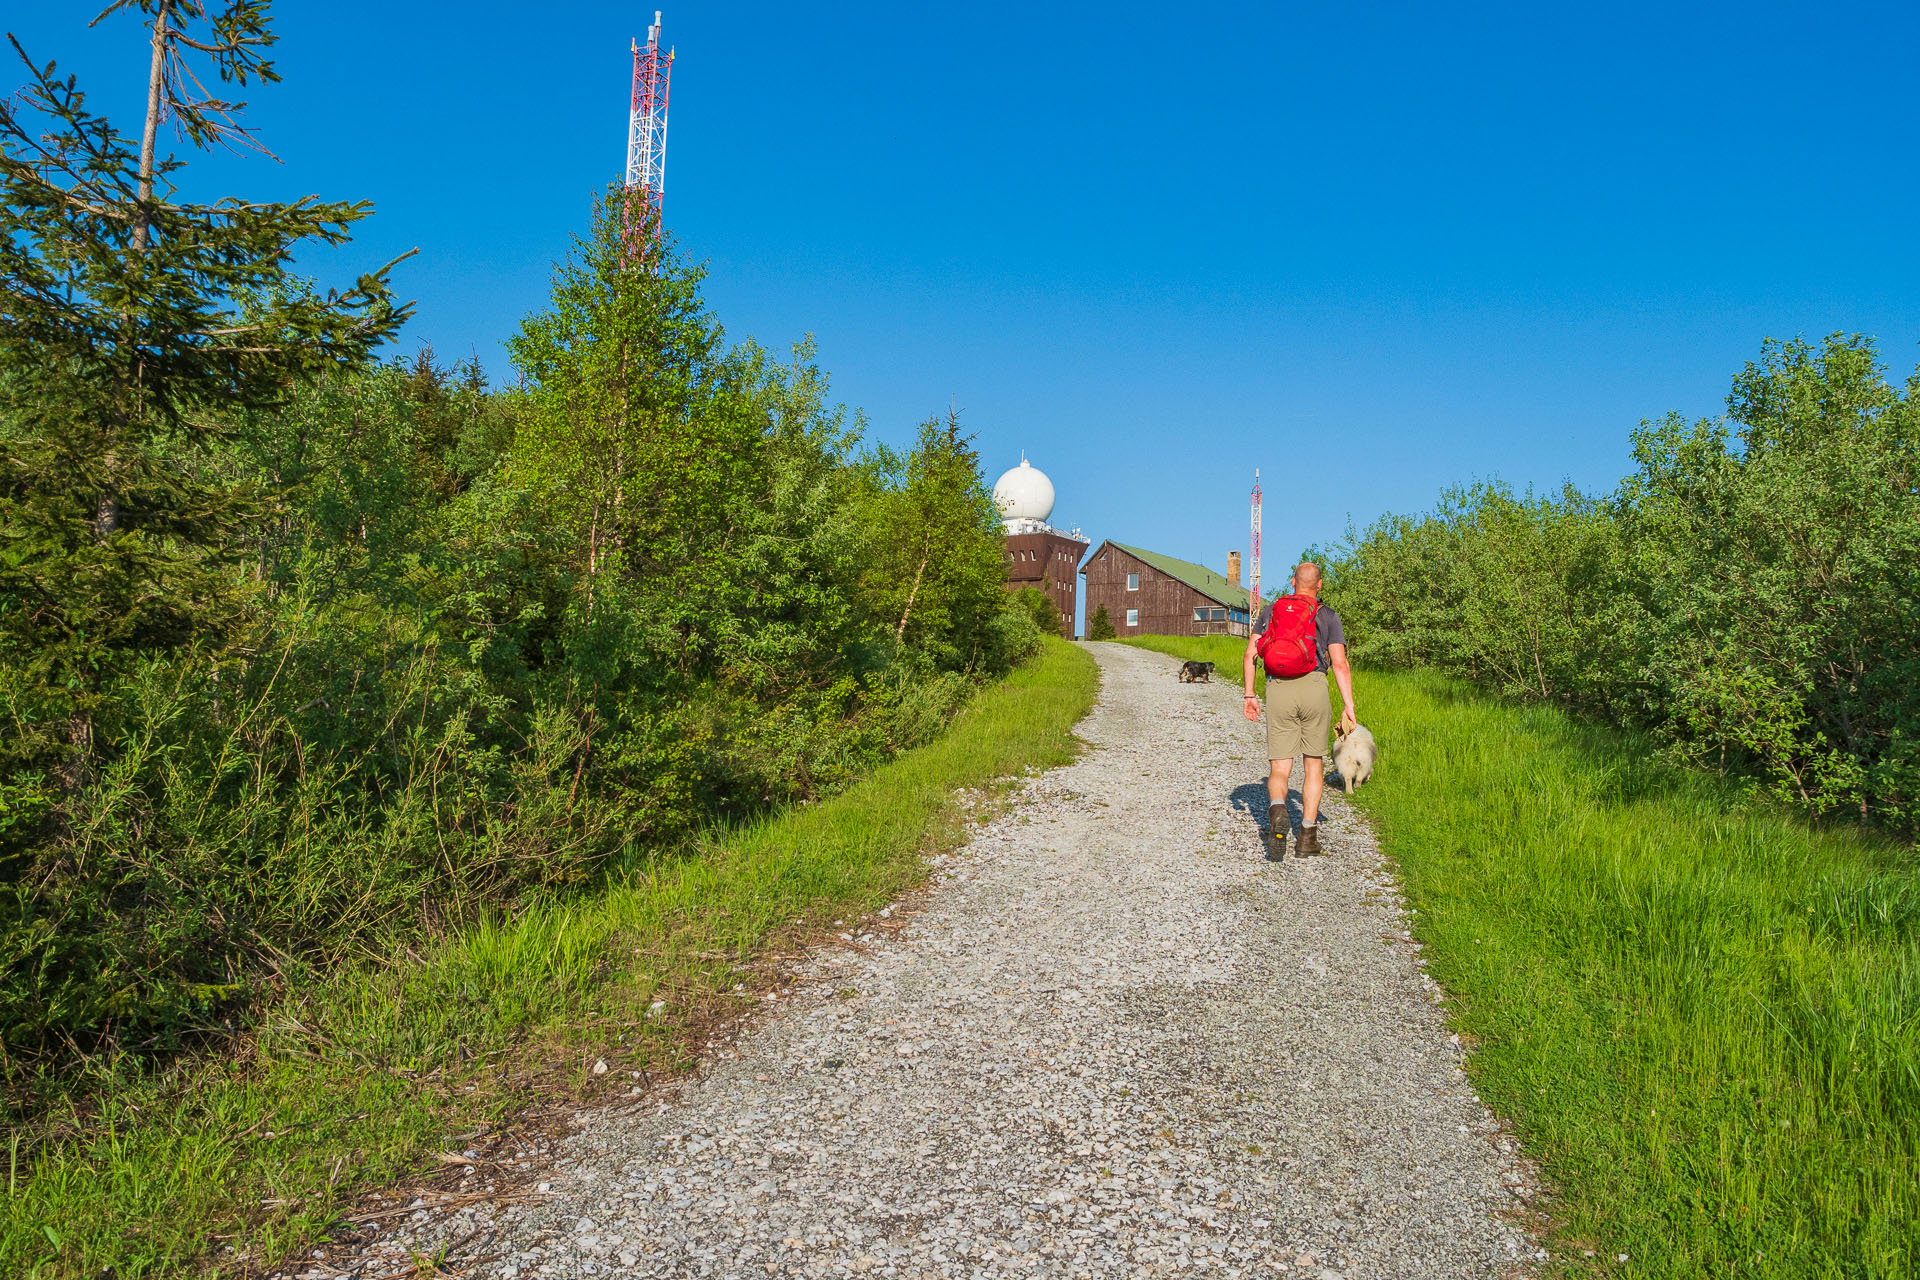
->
xmin=1264 ymin=804 xmax=1288 ymax=861
xmin=1296 ymin=823 xmax=1322 ymax=857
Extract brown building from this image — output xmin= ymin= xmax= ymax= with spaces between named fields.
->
xmin=1082 ymin=541 xmax=1251 ymax=638
xmin=992 ymin=456 xmax=1087 ymax=636
xmin=1005 ymin=529 xmax=1088 ymax=636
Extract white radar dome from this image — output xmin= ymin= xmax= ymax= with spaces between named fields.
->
xmin=993 ymin=457 xmax=1056 ymax=531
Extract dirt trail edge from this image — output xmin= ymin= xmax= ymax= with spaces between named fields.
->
xmin=331 ymin=643 xmax=1542 ymax=1279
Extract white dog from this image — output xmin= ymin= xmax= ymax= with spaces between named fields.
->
xmin=1331 ymin=724 xmax=1377 ymax=793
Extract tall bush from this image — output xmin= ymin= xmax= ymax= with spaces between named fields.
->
xmin=1011 ymin=586 xmax=1063 ymax=636
xmin=0 ymin=1 xmax=406 ymax=792
xmin=0 ymin=19 xmax=1033 ymax=1092
xmin=1327 ymin=335 xmax=1920 ymax=832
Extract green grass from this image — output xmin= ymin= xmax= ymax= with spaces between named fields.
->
xmin=1121 ymin=637 xmax=1918 ymax=1279
xmin=5 ymin=638 xmax=1098 ymax=1279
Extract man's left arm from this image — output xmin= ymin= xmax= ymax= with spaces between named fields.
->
xmin=1329 ymin=643 xmax=1357 ymax=734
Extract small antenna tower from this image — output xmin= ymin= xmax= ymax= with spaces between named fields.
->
xmin=625 ymin=11 xmax=674 ymax=251
xmin=1250 ymin=469 xmax=1263 ymax=615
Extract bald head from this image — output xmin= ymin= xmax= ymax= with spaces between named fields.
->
xmin=1293 ymin=561 xmax=1323 ymax=596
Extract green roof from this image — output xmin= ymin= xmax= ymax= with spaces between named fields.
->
xmin=1105 ymin=542 xmax=1250 ymax=610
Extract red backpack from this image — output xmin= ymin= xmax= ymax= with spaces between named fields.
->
xmin=1257 ymin=594 xmax=1321 ymax=678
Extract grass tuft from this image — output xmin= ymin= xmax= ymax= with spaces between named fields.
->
xmin=5 ymin=638 xmax=1097 ymax=1279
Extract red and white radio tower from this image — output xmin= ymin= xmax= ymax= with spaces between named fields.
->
xmin=625 ymin=11 xmax=674 ymax=248
xmin=1249 ymin=469 xmax=1263 ymax=616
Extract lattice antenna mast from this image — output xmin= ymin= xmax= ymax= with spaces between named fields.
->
xmin=625 ymin=11 xmax=674 ymax=249
xmin=1250 ymin=470 xmax=1263 ymax=614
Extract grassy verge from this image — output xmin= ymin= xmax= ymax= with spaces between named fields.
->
xmin=1124 ymin=637 xmax=1917 ymax=1278
xmin=6 ymin=638 xmax=1098 ymax=1279
xmin=1355 ymin=670 xmax=1917 ymax=1277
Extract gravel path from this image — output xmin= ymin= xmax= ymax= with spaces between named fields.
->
xmin=341 ymin=642 xmax=1540 ymax=1280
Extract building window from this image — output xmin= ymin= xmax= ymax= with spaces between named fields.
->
xmin=1126 ymin=609 xmax=1139 ymax=627
xmin=1229 ymin=609 xmax=1248 ymax=624
xmin=1127 ymin=573 xmax=1139 ymax=591
xmin=1211 ymin=607 xmax=1227 ymax=621
xmin=1193 ymin=607 xmax=1209 ymax=622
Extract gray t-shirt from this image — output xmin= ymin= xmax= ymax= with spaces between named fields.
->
xmin=1252 ymin=598 xmax=1346 ymax=673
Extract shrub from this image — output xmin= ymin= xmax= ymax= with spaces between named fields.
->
xmin=1087 ymin=604 xmax=1116 ymax=641
xmin=982 ymin=596 xmax=1045 ymax=672
xmin=0 ymin=198 xmax=1029 ymax=1098
xmin=1326 ymin=334 xmax=1920 ymax=833
xmin=1011 ymin=585 xmax=1062 ymax=636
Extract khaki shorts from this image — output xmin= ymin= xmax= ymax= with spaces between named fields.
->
xmin=1265 ymin=669 xmax=1331 ymax=760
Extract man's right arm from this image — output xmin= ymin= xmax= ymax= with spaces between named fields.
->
xmin=1242 ymin=628 xmax=1261 ymax=722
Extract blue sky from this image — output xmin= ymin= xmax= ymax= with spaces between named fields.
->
xmin=10 ymin=2 xmax=1919 ymax=607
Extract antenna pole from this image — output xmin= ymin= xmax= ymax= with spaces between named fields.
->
xmin=1250 ymin=469 xmax=1263 ymax=617
xmin=625 ymin=11 xmax=674 ymax=258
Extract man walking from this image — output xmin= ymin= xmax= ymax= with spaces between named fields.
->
xmin=1242 ymin=561 xmax=1356 ymax=859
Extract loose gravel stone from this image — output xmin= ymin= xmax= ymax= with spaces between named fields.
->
xmin=315 ymin=642 xmax=1541 ymax=1278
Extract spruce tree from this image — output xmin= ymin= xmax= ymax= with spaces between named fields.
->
xmin=0 ymin=1 xmax=410 ymax=782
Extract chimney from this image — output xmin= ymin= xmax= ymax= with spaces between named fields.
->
xmin=1228 ymin=550 xmax=1242 ymax=585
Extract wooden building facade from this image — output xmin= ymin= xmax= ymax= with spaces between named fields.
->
xmin=1004 ymin=529 xmax=1088 ymax=636
xmin=1081 ymin=541 xmax=1252 ymax=639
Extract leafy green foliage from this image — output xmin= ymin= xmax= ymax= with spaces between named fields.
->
xmin=1326 ymin=335 xmax=1920 ymax=832
xmin=0 ymin=31 xmax=1031 ymax=1102
xmin=1086 ymin=603 xmax=1116 ymax=641
xmin=0 ymin=6 xmax=408 ymax=789
xmin=5 ymin=639 xmax=1097 ymax=1280
xmin=858 ymin=410 xmax=1026 ymax=672
xmin=1619 ymin=339 xmax=1920 ymax=822
xmin=1011 ymin=585 xmax=1062 ymax=636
